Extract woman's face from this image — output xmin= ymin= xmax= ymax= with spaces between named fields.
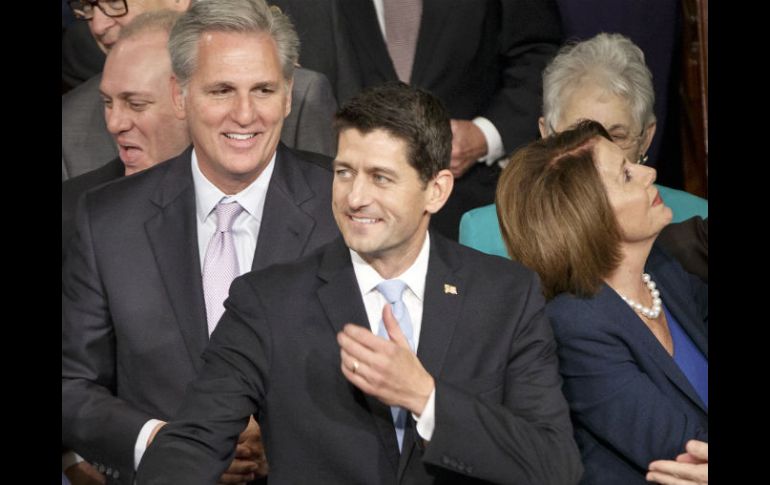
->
xmin=548 ymin=83 xmax=655 ymax=164
xmin=593 ymin=138 xmax=672 ymax=243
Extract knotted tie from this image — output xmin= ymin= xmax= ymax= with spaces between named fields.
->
xmin=202 ymin=201 xmax=244 ymax=335
xmin=383 ymin=0 xmax=423 ymax=83
xmin=376 ymin=279 xmax=415 ymax=451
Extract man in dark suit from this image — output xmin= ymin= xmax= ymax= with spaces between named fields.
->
xmin=62 ymin=0 xmax=338 ymax=180
xmin=61 ymin=9 xmax=190 ymax=265
xmin=62 ymin=2 xmax=339 ymax=483
xmin=270 ymin=0 xmax=563 ymax=239
xmin=137 ymin=81 xmax=582 ymax=484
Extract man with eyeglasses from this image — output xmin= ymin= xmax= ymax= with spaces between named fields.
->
xmin=62 ymin=0 xmax=339 ymax=181
xmin=67 ymin=0 xmax=136 ymax=53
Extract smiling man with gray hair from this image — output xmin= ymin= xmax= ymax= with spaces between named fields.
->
xmin=62 ymin=1 xmax=339 ymax=483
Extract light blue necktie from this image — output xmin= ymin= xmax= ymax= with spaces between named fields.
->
xmin=376 ymin=279 xmax=415 ymax=452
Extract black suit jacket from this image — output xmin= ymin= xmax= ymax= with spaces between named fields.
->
xmin=61 ymin=157 xmax=123 ymax=263
xmin=136 ymin=235 xmax=583 ymax=484
xmin=272 ymin=0 xmax=562 ymax=240
xmin=656 ymin=217 xmax=708 ymax=283
xmin=62 ymin=144 xmax=339 ymax=484
xmin=274 ymin=0 xmax=561 ymax=154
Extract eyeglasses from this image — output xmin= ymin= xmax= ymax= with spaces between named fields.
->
xmin=68 ymin=0 xmax=128 ymax=21
xmin=548 ymin=121 xmax=645 ymax=158
xmin=607 ymin=129 xmax=645 ymax=152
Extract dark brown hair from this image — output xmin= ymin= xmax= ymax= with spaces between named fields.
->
xmin=333 ymin=81 xmax=451 ymax=184
xmin=496 ymin=120 xmax=622 ymax=300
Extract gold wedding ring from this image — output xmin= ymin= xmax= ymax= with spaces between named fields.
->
xmin=352 ymin=360 xmax=359 ymax=373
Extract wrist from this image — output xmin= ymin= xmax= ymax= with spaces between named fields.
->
xmin=410 ymin=375 xmax=435 ymax=416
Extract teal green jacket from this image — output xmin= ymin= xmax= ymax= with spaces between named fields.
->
xmin=459 ymin=185 xmax=708 ymax=258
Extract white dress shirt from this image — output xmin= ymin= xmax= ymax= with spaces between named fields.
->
xmin=350 ymin=232 xmax=437 ymax=441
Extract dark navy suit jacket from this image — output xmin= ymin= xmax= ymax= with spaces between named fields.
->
xmin=546 ymin=246 xmax=707 ymax=484
xmin=137 ymin=235 xmax=583 ymax=484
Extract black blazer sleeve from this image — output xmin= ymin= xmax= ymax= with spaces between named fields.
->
xmin=483 ymin=0 xmax=562 ymax=152
xmin=136 ymin=276 xmax=271 ymax=484
xmin=62 ymin=193 xmax=154 ymax=482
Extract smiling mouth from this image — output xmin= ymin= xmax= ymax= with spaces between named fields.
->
xmin=350 ymin=215 xmax=378 ymax=224
xmin=224 ymin=133 xmax=257 ymax=140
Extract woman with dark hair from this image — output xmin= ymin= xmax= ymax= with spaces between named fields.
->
xmin=497 ymin=120 xmax=707 ymax=485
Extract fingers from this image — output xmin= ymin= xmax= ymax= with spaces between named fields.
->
xmin=339 ymin=348 xmax=377 ymax=396
xmin=226 ymin=457 xmax=259 ymax=474
xmin=381 ymin=304 xmax=410 ymax=349
xmin=645 ymin=471 xmax=697 ymax=485
xmin=234 ymin=441 xmax=260 ymax=459
xmin=685 ymin=440 xmax=708 ymax=461
xmin=648 ymin=460 xmax=707 ymax=485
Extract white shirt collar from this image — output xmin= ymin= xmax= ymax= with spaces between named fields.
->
xmin=350 ymin=232 xmax=430 ymax=301
xmin=191 ymin=149 xmax=276 ymax=223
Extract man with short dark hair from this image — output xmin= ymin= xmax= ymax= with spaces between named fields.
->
xmin=137 ymin=81 xmax=583 ymax=485
xmin=62 ymin=1 xmax=339 ymax=483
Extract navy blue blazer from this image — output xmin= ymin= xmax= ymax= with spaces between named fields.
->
xmin=546 ymin=246 xmax=708 ymax=484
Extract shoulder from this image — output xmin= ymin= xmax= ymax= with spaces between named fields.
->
xmin=236 ymin=239 xmax=335 ymax=293
xmin=292 ymin=67 xmax=332 ymax=90
xmin=546 ymin=289 xmax=612 ymax=338
xmin=279 ymin=144 xmax=332 ymax=173
xmin=435 ymin=232 xmax=539 ymax=294
xmin=62 ymin=73 xmax=101 ymax=110
xmin=62 ymin=159 xmax=124 ymax=206
xmin=80 ymin=153 xmax=187 ymax=217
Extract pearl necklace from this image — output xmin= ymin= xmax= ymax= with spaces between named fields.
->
xmin=617 ymin=273 xmax=662 ymax=319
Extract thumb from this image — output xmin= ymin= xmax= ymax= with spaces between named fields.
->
xmin=382 ymin=304 xmax=410 ymax=349
xmin=685 ymin=440 xmax=708 ymax=461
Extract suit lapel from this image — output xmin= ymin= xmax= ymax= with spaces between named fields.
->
xmin=647 ymin=264 xmax=708 ymax=412
xmin=339 ymin=0 xmax=398 ymax=80
xmin=600 ymin=282 xmax=707 ymax=413
xmin=397 ymin=233 xmax=464 ymax=480
xmin=316 ymin=239 xmax=401 ymax=473
xmin=409 ymin=0 xmax=450 ymax=85
xmin=649 ymin=262 xmax=708 ymax=358
xmin=252 ymin=145 xmax=317 ymax=271
xmin=145 ymin=150 xmax=209 ymax=373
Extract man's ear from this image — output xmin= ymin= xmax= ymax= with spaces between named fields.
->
xmin=538 ymin=116 xmax=548 ymax=138
xmin=170 ymin=76 xmax=187 ymax=121
xmin=284 ymin=76 xmax=294 ymax=118
xmin=425 ymin=169 xmax=454 ymax=215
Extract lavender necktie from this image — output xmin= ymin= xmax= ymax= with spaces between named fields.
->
xmin=203 ymin=201 xmax=244 ymax=335
xmin=383 ymin=0 xmax=423 ymax=83
xmin=376 ymin=279 xmax=415 ymax=452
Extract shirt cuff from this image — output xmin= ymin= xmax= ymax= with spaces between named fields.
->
xmin=472 ymin=117 xmax=505 ymax=165
xmin=61 ymin=451 xmax=84 ymax=471
xmin=412 ymin=387 xmax=436 ymax=441
xmin=135 ymin=418 xmax=164 ymax=470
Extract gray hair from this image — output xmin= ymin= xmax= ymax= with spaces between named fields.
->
xmin=118 ymin=9 xmax=182 ymax=41
xmin=542 ymin=33 xmax=656 ymax=134
xmin=168 ymin=0 xmax=299 ymax=87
